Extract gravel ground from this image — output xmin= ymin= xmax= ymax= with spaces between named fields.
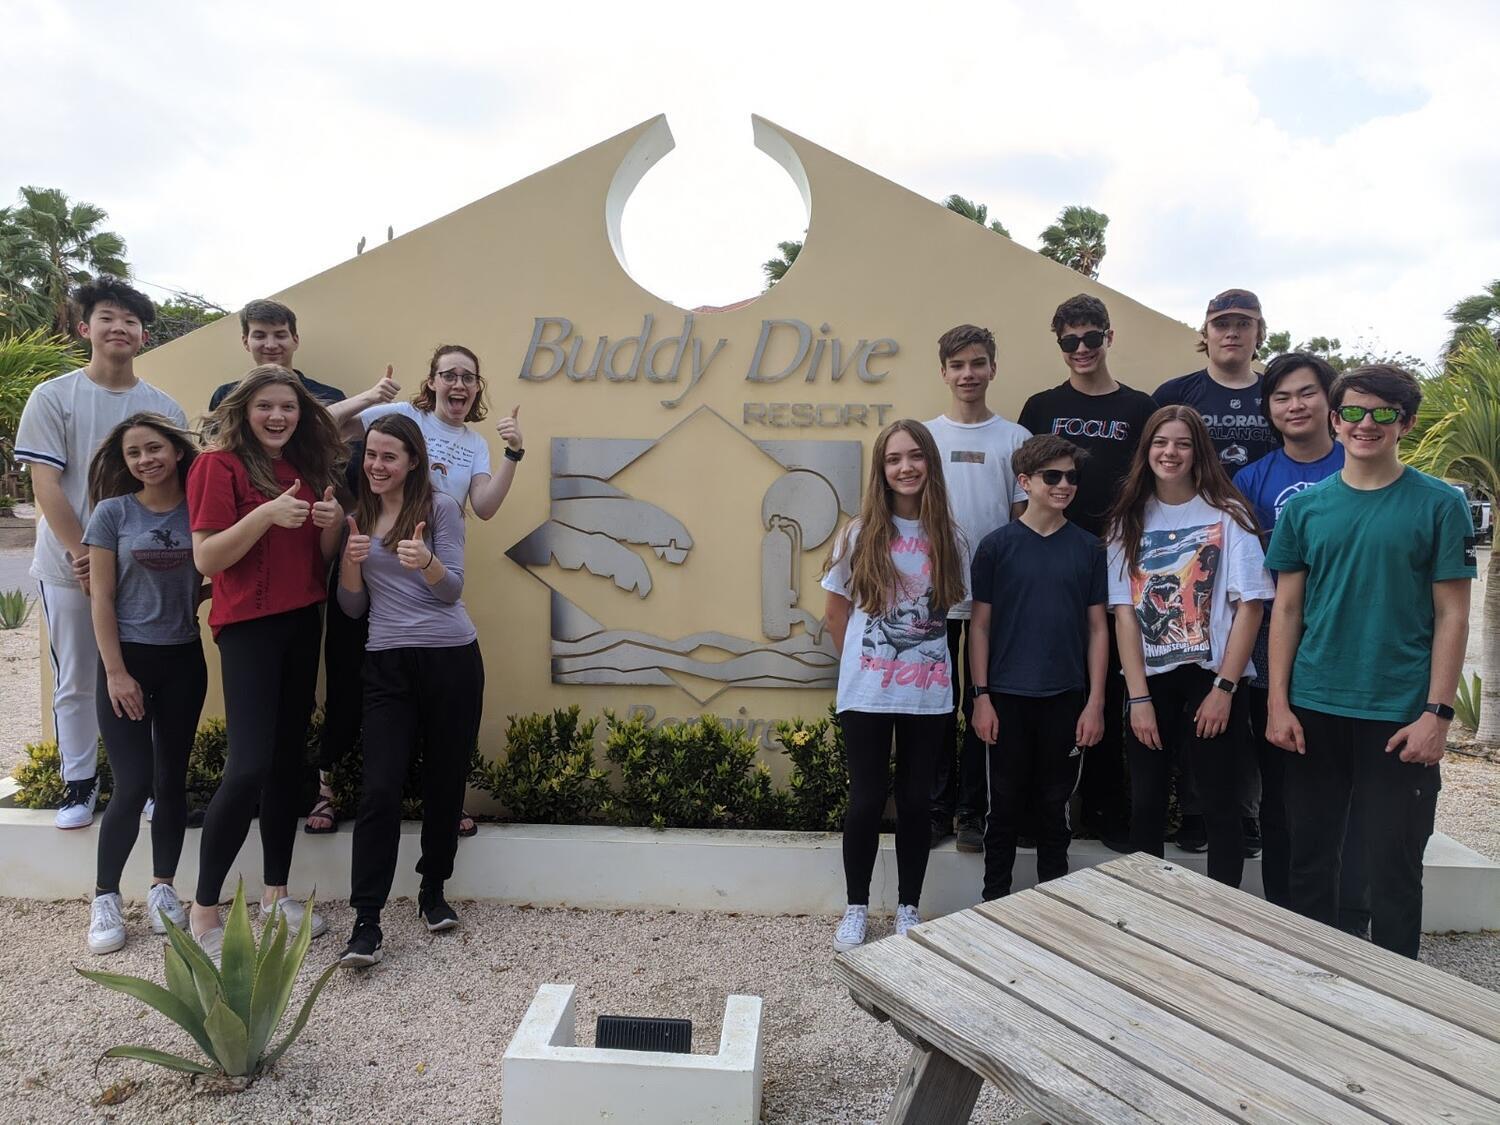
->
xmin=0 ymin=611 xmax=40 ymax=776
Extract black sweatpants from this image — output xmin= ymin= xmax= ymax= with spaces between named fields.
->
xmin=315 ymin=561 xmax=369 ymax=771
xmin=350 ymin=642 xmax=484 ymax=920
xmin=1244 ymin=686 xmax=1291 ymax=907
xmin=196 ymin=604 xmax=322 ymax=907
xmin=1286 ymin=707 xmax=1438 ymax=959
xmin=1126 ymin=664 xmax=1248 ymax=888
xmin=840 ymin=710 xmax=945 ymax=907
xmin=983 ymin=690 xmax=1085 ymax=899
xmin=94 ymin=641 xmax=207 ymax=896
xmin=930 ymin=620 xmax=987 ymax=830
xmin=1076 ymin=618 xmax=1128 ymax=836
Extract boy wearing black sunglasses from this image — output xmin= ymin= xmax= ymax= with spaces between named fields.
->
xmin=969 ymin=434 xmax=1109 ymax=898
xmin=1266 ymin=365 xmax=1474 ymax=958
xmin=1019 ymin=295 xmax=1155 ymax=848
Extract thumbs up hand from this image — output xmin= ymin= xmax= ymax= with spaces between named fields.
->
xmin=312 ymin=484 xmax=342 ymax=528
xmin=343 ymin=514 xmax=371 ymax=566
xmin=396 ymin=520 xmax=432 ymax=570
xmin=370 ymin=364 xmax=401 ymax=404
xmin=266 ymin=479 xmax=311 ymax=528
xmin=496 ymin=404 xmax=523 ymax=451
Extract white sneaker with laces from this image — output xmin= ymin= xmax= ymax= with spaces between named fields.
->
xmin=895 ymin=904 xmax=921 ymax=937
xmin=56 ymin=777 xmax=99 ymax=829
xmin=88 ymin=893 xmax=126 ymax=955
xmin=259 ymin=896 xmax=327 ymax=939
xmin=147 ymin=883 xmax=187 ymax=933
xmin=832 ymin=904 xmax=869 ymax=952
xmin=193 ymin=924 xmax=224 ymax=968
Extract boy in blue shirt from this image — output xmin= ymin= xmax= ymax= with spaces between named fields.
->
xmin=969 ymin=435 xmax=1109 ymax=898
xmin=1232 ymin=352 xmax=1343 ymax=909
xmin=1267 ymin=365 xmax=1473 ymax=958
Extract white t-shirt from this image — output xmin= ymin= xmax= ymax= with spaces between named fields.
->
xmin=819 ymin=516 xmax=953 ymax=715
xmin=359 ymin=401 xmax=492 ymax=508
xmin=923 ymin=413 xmax=1031 ymax=619
xmin=1107 ymin=495 xmax=1275 ymax=677
xmin=15 ymin=369 xmax=188 ymax=586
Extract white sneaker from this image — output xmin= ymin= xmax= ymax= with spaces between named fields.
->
xmin=833 ymin=904 xmax=869 ymax=952
xmin=88 ymin=893 xmax=126 ymax=955
xmin=259 ymin=896 xmax=327 ymax=939
xmin=56 ymin=777 xmax=99 ymax=829
xmin=895 ymin=904 xmax=921 ymax=937
xmin=143 ymin=798 xmax=155 ymax=822
xmin=192 ymin=924 xmax=224 ymax=968
xmin=147 ymin=884 xmax=187 ymax=933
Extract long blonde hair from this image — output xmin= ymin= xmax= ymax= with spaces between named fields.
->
xmin=205 ymin=366 xmax=345 ymax=499
xmin=824 ymin=419 xmax=965 ymax=615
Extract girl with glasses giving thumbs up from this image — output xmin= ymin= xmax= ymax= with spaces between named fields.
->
xmin=335 ymin=413 xmax=483 ymax=968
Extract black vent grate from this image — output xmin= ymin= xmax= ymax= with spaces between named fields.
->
xmin=595 ymin=1014 xmax=693 ymax=1054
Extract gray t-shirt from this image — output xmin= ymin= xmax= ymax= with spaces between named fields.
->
xmin=83 ymin=495 xmax=201 ymax=645
xmin=16 ymin=369 xmax=188 ymax=585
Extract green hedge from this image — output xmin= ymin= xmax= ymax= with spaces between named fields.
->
xmin=11 ymin=705 xmax=862 ymax=831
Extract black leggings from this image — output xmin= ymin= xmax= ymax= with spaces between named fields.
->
xmin=839 ymin=710 xmax=945 ymax=907
xmin=1126 ymin=664 xmax=1248 ymax=887
xmin=196 ymin=604 xmax=322 ymax=907
xmin=94 ymin=641 xmax=207 ymax=896
xmin=350 ymin=642 xmax=484 ymax=919
xmin=316 ymin=561 xmax=368 ymax=771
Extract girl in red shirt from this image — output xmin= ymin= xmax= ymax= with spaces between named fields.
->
xmin=185 ymin=366 xmax=346 ymax=957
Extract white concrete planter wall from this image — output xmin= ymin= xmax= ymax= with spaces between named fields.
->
xmin=0 ymin=809 xmax=1495 ymax=931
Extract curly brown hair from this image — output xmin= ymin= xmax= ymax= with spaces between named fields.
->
xmin=205 ymin=366 xmax=346 ymax=500
xmin=411 ymin=343 xmax=488 ymax=422
xmin=822 ymin=419 xmax=966 ymax=616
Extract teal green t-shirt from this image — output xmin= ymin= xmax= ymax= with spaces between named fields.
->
xmin=1264 ymin=467 xmax=1476 ymax=721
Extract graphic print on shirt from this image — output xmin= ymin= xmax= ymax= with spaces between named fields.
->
xmin=858 ymin=535 xmax=950 ymax=691
xmin=133 ymin=526 xmax=194 ymax=572
xmin=425 ymin=431 xmax=480 ymax=484
xmin=1271 ymin=480 xmax=1319 ymax=520
xmin=1131 ymin=522 xmax=1222 ymax=668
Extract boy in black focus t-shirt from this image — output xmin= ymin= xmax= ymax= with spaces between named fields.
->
xmin=969 ymin=435 xmax=1109 ymax=899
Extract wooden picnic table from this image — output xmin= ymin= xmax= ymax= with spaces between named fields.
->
xmin=833 ymin=852 xmax=1500 ymax=1124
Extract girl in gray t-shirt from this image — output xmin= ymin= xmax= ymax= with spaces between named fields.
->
xmin=80 ymin=413 xmax=207 ymax=956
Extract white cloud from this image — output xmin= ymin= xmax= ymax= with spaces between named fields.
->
xmin=2 ymin=0 xmax=1496 ymax=361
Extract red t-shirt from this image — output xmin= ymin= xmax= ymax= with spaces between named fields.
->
xmin=187 ymin=451 xmax=327 ymax=636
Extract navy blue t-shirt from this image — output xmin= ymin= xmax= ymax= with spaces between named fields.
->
xmin=1154 ymin=369 xmax=1277 ymax=471
xmin=971 ymin=520 xmax=1108 ymax=697
xmin=209 ymin=369 xmax=346 ymax=412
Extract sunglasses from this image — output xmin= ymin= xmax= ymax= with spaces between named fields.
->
xmin=1336 ymin=405 xmax=1403 ymax=425
xmin=1057 ymin=330 xmax=1107 ymax=353
xmin=1030 ymin=469 xmax=1079 ymax=485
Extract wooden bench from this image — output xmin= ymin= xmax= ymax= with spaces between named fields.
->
xmin=834 ymin=852 xmax=1500 ymax=1124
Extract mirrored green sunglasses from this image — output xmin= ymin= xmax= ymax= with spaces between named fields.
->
xmin=1337 ymin=405 xmax=1403 ymax=425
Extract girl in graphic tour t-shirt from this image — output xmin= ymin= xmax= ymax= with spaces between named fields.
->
xmin=821 ymin=419 xmax=965 ymax=954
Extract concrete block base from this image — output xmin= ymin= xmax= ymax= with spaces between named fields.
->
xmin=501 ymin=983 xmax=762 ymax=1125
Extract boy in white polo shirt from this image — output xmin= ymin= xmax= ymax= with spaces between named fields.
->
xmin=924 ymin=324 xmax=1029 ymax=852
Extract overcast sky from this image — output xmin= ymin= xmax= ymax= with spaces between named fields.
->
xmin=4 ymin=0 xmax=1497 ymax=363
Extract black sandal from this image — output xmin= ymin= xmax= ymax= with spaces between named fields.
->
xmin=304 ymin=795 xmax=340 ymax=834
xmin=457 ymin=809 xmax=477 ymax=838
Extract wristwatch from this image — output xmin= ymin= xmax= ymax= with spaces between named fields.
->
xmin=1424 ymin=702 xmax=1456 ymax=721
xmin=504 ymin=446 xmax=525 ymax=462
xmin=1212 ymin=676 xmax=1238 ymax=694
xmin=969 ymin=684 xmax=988 ymax=700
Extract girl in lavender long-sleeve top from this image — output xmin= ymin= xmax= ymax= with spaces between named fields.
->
xmin=335 ymin=414 xmax=484 ymax=967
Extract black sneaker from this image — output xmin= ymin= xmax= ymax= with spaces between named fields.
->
xmin=340 ymin=919 xmax=383 ymax=968
xmin=418 ymin=886 xmax=459 ymax=932
xmin=1243 ymin=817 xmax=1263 ymax=859
xmin=929 ymin=821 xmax=954 ymax=850
xmin=1174 ymin=814 xmax=1208 ymax=853
xmin=956 ymin=822 xmax=985 ymax=853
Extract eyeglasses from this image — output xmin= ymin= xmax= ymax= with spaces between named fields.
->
xmin=1336 ymin=405 xmax=1403 ymax=425
xmin=1032 ymin=469 xmax=1079 ymax=485
xmin=1207 ymin=316 xmax=1256 ymax=333
xmin=435 ymin=369 xmax=478 ymax=387
xmin=1057 ymin=330 xmax=1106 ymax=353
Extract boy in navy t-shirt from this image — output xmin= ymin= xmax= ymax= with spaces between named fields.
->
xmin=969 ymin=435 xmax=1109 ymax=899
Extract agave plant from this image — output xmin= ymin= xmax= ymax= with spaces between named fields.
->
xmin=76 ymin=881 xmax=337 ymax=1079
xmin=0 ymin=587 xmax=32 ymax=629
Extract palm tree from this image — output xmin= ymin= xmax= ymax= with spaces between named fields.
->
xmin=0 ymin=328 xmax=83 ymax=484
xmin=762 ymin=239 xmax=802 ymax=289
xmin=0 ymin=209 xmax=53 ymax=336
xmin=942 ymin=194 xmax=1010 ymax=238
xmin=1404 ymin=328 xmax=1500 ymax=741
xmin=9 ymin=187 xmax=129 ymax=336
xmin=1444 ymin=280 xmax=1500 ymax=356
xmin=1038 ymin=205 xmax=1109 ymax=278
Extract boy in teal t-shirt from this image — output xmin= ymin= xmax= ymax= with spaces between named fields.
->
xmin=1265 ymin=366 xmax=1474 ymax=958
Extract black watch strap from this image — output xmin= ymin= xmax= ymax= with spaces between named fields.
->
xmin=504 ymin=446 xmax=525 ymax=462
xmin=1424 ymin=702 xmax=1456 ymax=721
xmin=969 ymin=684 xmax=988 ymax=700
